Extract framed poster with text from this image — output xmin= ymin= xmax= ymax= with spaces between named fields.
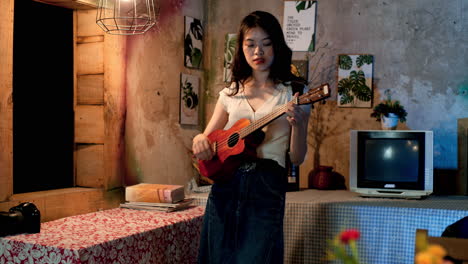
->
xmin=282 ymin=1 xmax=317 ymax=52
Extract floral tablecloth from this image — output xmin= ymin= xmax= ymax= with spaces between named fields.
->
xmin=0 ymin=206 xmax=205 ymax=264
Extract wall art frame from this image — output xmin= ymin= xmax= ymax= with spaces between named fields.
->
xmin=184 ymin=16 xmax=204 ymax=69
xmin=223 ymin=33 xmax=237 ymax=83
xmin=337 ymin=54 xmax=374 ymax=108
xmin=179 ymin=73 xmax=200 ymax=125
xmin=282 ymin=1 xmax=317 ymax=52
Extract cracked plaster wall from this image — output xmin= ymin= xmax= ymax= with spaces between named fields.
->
xmin=204 ymin=0 xmax=468 ymax=188
xmin=124 ymin=0 xmax=467 ymax=189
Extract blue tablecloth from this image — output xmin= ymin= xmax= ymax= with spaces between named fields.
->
xmin=191 ymin=190 xmax=468 ymax=264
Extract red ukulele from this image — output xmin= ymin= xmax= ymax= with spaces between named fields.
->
xmin=198 ymin=83 xmax=330 ymax=181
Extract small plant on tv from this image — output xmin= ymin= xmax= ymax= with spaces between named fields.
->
xmin=370 ymin=89 xmax=407 ymax=123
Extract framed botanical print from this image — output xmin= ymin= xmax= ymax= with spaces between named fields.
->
xmin=223 ymin=33 xmax=237 ymax=83
xmin=179 ymin=73 xmax=199 ymax=125
xmin=184 ymin=16 xmax=203 ymax=69
xmin=337 ymin=54 xmax=374 ymax=107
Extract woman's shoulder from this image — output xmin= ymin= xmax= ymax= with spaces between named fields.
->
xmin=220 ymin=82 xmax=240 ymax=95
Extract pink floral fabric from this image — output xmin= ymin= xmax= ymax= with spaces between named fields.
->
xmin=0 ymin=206 xmax=205 ymax=264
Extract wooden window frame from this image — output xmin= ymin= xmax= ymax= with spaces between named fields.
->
xmin=0 ymin=0 xmax=126 ymax=221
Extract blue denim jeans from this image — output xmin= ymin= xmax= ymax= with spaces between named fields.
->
xmin=198 ymin=159 xmax=287 ymax=264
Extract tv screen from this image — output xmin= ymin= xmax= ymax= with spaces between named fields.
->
xmin=350 ymin=130 xmax=433 ymax=199
xmin=363 ymin=139 xmax=420 ymax=182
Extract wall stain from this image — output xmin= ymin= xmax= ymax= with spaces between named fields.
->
xmin=145 ymin=129 xmax=155 ymax=148
xmin=150 ymin=0 xmax=186 ymax=32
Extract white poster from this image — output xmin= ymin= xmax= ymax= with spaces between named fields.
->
xmin=282 ymin=1 xmax=317 ymax=52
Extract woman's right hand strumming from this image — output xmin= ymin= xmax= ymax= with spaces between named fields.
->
xmin=192 ymin=134 xmax=214 ymax=160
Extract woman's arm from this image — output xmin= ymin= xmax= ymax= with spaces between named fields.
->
xmin=192 ymin=99 xmax=229 ymax=160
xmin=286 ymin=93 xmax=311 ymax=165
xmin=202 ymin=99 xmax=229 ymax=136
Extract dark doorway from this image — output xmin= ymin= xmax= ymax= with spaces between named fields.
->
xmin=13 ymin=0 xmax=74 ymax=193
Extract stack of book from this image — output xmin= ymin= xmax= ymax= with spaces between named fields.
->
xmin=120 ymin=183 xmax=193 ymax=212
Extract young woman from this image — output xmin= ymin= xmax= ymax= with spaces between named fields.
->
xmin=193 ymin=10 xmax=311 ymax=264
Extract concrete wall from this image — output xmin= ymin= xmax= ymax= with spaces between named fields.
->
xmin=203 ymin=0 xmax=468 ymax=188
xmin=125 ymin=0 xmax=467 ymax=189
xmin=124 ymin=0 xmax=205 ymax=186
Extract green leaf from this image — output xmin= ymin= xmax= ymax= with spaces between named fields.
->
xmin=184 ymin=34 xmax=193 ymax=65
xmin=224 ymin=34 xmax=237 ymax=65
xmin=340 ymin=93 xmax=354 ymax=105
xmin=371 ymin=98 xmax=407 ymax=122
xmin=339 ymin=55 xmax=352 ymax=70
xmin=350 ymin=70 xmax=372 ymax=102
xmin=191 ymin=48 xmax=202 ymax=68
xmin=190 ymin=19 xmax=203 ymax=41
xmin=338 ymin=78 xmax=352 ymax=95
xmin=295 ymin=1 xmax=306 ymax=12
xmin=338 ymin=70 xmax=371 ymax=105
xmin=295 ymin=1 xmax=313 ymax=12
xmin=307 ymin=33 xmax=315 ymax=52
xmin=356 ymin=55 xmax=373 ymax=67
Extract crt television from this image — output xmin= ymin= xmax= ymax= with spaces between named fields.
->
xmin=349 ymin=130 xmax=433 ymax=199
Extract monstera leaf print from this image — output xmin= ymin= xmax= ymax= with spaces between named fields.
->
xmin=184 ymin=34 xmax=193 ymax=65
xmin=190 ymin=19 xmax=203 ymax=41
xmin=295 ymin=1 xmax=314 ymax=12
xmin=224 ymin=34 xmax=236 ymax=68
xmin=223 ymin=34 xmax=237 ymax=82
xmin=182 ymin=79 xmax=198 ymax=109
xmin=190 ymin=47 xmax=202 ymax=68
xmin=338 ymin=70 xmax=372 ymax=105
xmin=356 ymin=55 xmax=373 ymax=67
xmin=339 ymin=55 xmax=353 ymax=70
xmin=184 ymin=16 xmax=203 ymax=69
xmin=184 ymin=33 xmax=202 ymax=68
xmin=308 ymin=33 xmax=315 ymax=52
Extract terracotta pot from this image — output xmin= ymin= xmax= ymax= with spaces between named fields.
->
xmin=308 ymin=166 xmax=334 ymax=190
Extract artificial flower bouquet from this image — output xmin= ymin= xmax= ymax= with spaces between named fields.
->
xmin=415 ymin=244 xmax=447 ymax=264
xmin=327 ymin=229 xmax=361 ymax=264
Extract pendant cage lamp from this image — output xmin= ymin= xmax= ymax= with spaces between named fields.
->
xmin=96 ymin=0 xmax=160 ymax=35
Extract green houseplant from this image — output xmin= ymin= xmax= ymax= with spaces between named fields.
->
xmin=371 ymin=90 xmax=407 ymax=129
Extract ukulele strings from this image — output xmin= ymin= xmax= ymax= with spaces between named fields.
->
xmin=216 ymin=103 xmax=289 ymax=148
xmin=216 ymin=86 xmax=324 ymax=148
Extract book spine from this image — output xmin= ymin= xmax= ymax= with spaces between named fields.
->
xmin=125 ymin=184 xmax=185 ymax=203
xmin=164 ymin=189 xmax=172 ymax=203
xmin=158 ymin=189 xmax=165 ymax=203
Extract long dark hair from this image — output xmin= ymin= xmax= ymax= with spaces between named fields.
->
xmin=229 ymin=11 xmax=303 ymax=95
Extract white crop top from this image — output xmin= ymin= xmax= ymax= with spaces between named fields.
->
xmin=218 ymin=83 xmax=310 ymax=168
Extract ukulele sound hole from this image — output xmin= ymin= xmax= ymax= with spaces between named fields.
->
xmin=228 ymin=133 xmax=239 ymax=147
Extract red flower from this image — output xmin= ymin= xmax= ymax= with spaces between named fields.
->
xmin=339 ymin=229 xmax=360 ymax=244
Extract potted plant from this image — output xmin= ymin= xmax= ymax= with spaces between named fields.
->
xmin=370 ymin=90 xmax=407 ymax=130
